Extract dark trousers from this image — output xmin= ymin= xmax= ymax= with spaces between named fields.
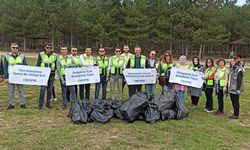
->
xmin=67 ymin=85 xmax=78 ymax=102
xmin=205 ymin=88 xmax=213 ymax=110
xmin=128 ymin=85 xmax=142 ymax=97
xmin=79 ymin=84 xmax=90 ymax=100
xmin=217 ymin=89 xmax=224 ymax=112
xmin=191 ymin=96 xmax=199 ymax=106
xmin=95 ymin=76 xmax=107 ymax=100
xmin=60 ymin=80 xmax=77 ymax=107
xmin=39 ymin=74 xmax=55 ymax=108
xmin=52 ymin=86 xmax=56 ymax=99
xmin=230 ymin=93 xmax=240 ymax=116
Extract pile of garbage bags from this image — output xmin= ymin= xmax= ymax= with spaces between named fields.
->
xmin=68 ymin=86 xmax=189 ymax=124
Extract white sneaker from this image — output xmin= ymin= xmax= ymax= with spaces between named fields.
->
xmin=204 ymin=108 xmax=213 ymax=113
xmin=53 ymin=98 xmax=57 ymax=101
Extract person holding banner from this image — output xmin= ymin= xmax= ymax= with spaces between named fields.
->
xmin=79 ymin=47 xmax=95 ymax=100
xmin=57 ymin=46 xmax=77 ymax=109
xmin=3 ymin=43 xmax=28 ymax=109
xmin=158 ymin=51 xmax=173 ymax=89
xmin=145 ymin=50 xmax=157 ymax=95
xmin=172 ymin=55 xmax=189 ymax=103
xmin=121 ymin=44 xmax=134 ymax=89
xmin=203 ymin=58 xmax=217 ymax=113
xmin=214 ymin=59 xmax=228 ymax=115
xmin=126 ymin=46 xmax=148 ymax=97
xmin=228 ymin=55 xmax=244 ymax=119
xmin=107 ymin=47 xmax=125 ymax=101
xmin=188 ymin=57 xmax=203 ymax=108
xmin=95 ymin=47 xmax=109 ymax=100
xmin=67 ymin=47 xmax=81 ymax=102
xmin=36 ymin=43 xmax=57 ymax=109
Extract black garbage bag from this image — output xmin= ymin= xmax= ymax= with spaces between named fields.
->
xmin=79 ymin=99 xmax=93 ymax=115
xmin=154 ymin=86 xmax=175 ymax=112
xmin=160 ymin=109 xmax=176 ymax=120
xmin=68 ymin=102 xmax=88 ymax=124
xmin=90 ymin=100 xmax=113 ymax=123
xmin=173 ymin=95 xmax=189 ymax=120
xmin=110 ymin=100 xmax=124 ymax=120
xmin=120 ymin=92 xmax=149 ymax=122
xmin=144 ymin=103 xmax=160 ymax=123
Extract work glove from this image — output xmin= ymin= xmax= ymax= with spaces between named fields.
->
xmin=236 ymin=90 xmax=241 ymax=95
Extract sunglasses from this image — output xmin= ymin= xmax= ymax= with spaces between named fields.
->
xmin=46 ymin=47 xmax=52 ymax=49
xmin=72 ymin=50 xmax=77 ymax=52
xmin=99 ymin=50 xmax=105 ymax=52
xmin=151 ymin=54 xmax=156 ymax=55
xmin=115 ymin=51 xmax=121 ymax=52
xmin=12 ymin=47 xmax=19 ymax=49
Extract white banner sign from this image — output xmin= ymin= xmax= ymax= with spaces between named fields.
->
xmin=65 ymin=66 xmax=100 ymax=86
xmin=9 ymin=65 xmax=51 ymax=86
xmin=123 ymin=68 xmax=157 ymax=85
xmin=169 ymin=67 xmax=204 ymax=88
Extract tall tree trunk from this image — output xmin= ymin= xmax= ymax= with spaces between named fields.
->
xmin=199 ymin=43 xmax=203 ymax=59
xmin=71 ymin=31 xmax=73 ymax=48
xmin=51 ymin=34 xmax=54 ymax=51
xmin=202 ymin=44 xmax=206 ymax=58
xmin=23 ymin=37 xmax=26 ymax=52
xmin=185 ymin=42 xmax=188 ymax=56
xmin=170 ymin=41 xmax=173 ymax=53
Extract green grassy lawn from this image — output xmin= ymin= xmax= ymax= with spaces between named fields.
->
xmin=0 ymin=57 xmax=250 ymax=150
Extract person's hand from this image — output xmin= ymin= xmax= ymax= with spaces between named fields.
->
xmin=61 ymin=79 xmax=66 ymax=85
xmin=223 ymin=86 xmax=227 ymax=93
xmin=236 ymin=90 xmax=241 ymax=95
xmin=202 ymin=76 xmax=207 ymax=80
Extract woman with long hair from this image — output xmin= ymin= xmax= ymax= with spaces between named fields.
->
xmin=203 ymin=58 xmax=217 ymax=113
xmin=157 ymin=51 xmax=173 ymax=89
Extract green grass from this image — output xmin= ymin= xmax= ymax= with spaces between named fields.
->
xmin=0 ymin=57 xmax=250 ymax=150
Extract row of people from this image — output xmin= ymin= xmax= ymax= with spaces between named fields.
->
xmin=0 ymin=43 xmax=244 ymax=119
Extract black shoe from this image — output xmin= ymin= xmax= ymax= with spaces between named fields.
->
xmin=229 ymin=115 xmax=239 ymax=119
xmin=6 ymin=105 xmax=15 ymax=110
xmin=62 ymin=105 xmax=67 ymax=109
xmin=20 ymin=104 xmax=26 ymax=109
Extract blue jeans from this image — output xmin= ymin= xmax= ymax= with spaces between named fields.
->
xmin=95 ymin=76 xmax=107 ymax=100
xmin=145 ymin=84 xmax=156 ymax=95
xmin=176 ymin=90 xmax=185 ymax=104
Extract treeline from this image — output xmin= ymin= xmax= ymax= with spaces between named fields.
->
xmin=0 ymin=0 xmax=250 ymax=57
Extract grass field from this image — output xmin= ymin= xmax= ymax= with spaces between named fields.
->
xmin=0 ymin=57 xmax=250 ymax=150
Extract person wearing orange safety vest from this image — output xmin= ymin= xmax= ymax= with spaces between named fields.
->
xmin=203 ymin=58 xmax=217 ymax=113
xmin=214 ymin=59 xmax=228 ymax=116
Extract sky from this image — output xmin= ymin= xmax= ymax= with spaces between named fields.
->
xmin=237 ymin=0 xmax=246 ymax=6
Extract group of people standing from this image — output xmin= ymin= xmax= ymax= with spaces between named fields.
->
xmin=0 ymin=43 xmax=244 ymax=120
